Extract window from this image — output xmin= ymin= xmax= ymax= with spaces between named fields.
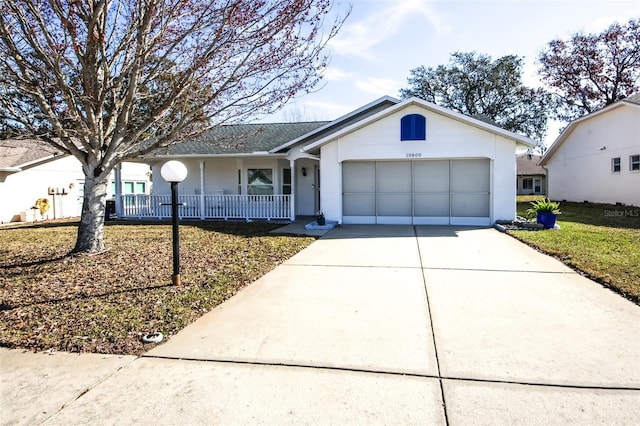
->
xmin=282 ymin=168 xmax=292 ymax=195
xmin=112 ymin=181 xmax=146 ymax=194
xmin=522 ymin=178 xmax=533 ymax=190
xmin=630 ymin=155 xmax=640 ymax=171
xmin=247 ymin=168 xmax=273 ymax=195
xmin=400 ymin=114 xmax=426 ymax=141
xmin=237 ymin=170 xmax=242 ymax=194
xmin=612 ymin=157 xmax=621 ymax=173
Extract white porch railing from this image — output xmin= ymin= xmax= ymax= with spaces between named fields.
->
xmin=120 ymin=194 xmax=292 ymax=220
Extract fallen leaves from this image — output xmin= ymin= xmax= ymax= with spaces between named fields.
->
xmin=0 ymin=220 xmax=315 ymax=355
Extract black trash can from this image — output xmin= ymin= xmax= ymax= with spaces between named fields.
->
xmin=105 ymin=200 xmax=116 ymax=220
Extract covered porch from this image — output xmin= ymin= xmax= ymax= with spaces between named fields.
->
xmin=113 ymin=122 xmax=326 ymax=222
xmin=113 ymin=155 xmax=319 ymax=222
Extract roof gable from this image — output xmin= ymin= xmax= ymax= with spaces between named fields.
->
xmin=540 ymin=93 xmax=640 ymax=166
xmin=301 ymin=97 xmax=537 ymax=153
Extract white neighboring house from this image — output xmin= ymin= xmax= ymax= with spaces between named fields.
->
xmin=137 ymin=96 xmax=536 ymax=225
xmin=539 ymin=94 xmax=640 ymax=207
xmin=0 ymin=139 xmax=151 ymax=223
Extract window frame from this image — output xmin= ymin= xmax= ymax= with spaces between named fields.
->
xmin=612 ymin=157 xmax=621 ymax=173
xmin=247 ymin=168 xmax=274 ymax=196
xmin=630 ymin=155 xmax=640 ymax=172
xmin=282 ymin=168 xmax=292 ymax=195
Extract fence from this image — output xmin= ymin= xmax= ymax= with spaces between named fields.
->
xmin=120 ymin=194 xmax=292 ymax=220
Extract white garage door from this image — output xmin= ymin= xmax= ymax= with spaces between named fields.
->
xmin=342 ymin=159 xmax=490 ymax=225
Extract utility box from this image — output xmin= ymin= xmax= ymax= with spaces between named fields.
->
xmin=105 ymin=200 xmax=116 ymax=220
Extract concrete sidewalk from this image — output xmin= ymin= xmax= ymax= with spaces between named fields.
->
xmin=2 ymin=226 xmax=640 ymax=425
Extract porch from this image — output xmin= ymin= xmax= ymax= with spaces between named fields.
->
xmin=119 ymin=194 xmax=292 ymax=220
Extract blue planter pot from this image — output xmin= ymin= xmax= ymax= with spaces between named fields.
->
xmin=537 ymin=212 xmax=558 ymax=229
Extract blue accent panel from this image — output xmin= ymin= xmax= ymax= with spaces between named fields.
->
xmin=400 ymin=114 xmax=426 ymax=141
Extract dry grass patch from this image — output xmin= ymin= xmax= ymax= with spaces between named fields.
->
xmin=0 ymin=220 xmax=315 ymax=354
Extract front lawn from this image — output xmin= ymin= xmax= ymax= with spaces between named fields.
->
xmin=510 ymin=198 xmax=640 ymax=304
xmin=0 ymin=220 xmax=315 ymax=354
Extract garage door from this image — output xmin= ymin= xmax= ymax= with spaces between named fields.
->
xmin=342 ymin=159 xmax=490 ymax=225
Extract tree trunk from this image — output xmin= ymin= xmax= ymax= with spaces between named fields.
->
xmin=73 ymin=174 xmax=109 ymax=253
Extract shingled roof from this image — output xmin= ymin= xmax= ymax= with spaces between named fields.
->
xmin=151 ymin=122 xmax=330 ymax=156
xmin=517 ymin=153 xmax=545 ymax=175
xmin=0 ymin=139 xmax=64 ymax=170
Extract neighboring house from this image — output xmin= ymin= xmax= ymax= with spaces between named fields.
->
xmin=539 ymin=94 xmax=640 ymax=207
xmin=516 ymin=153 xmax=546 ymax=195
xmin=130 ymin=96 xmax=535 ymax=226
xmin=0 ymin=139 xmax=151 ymax=223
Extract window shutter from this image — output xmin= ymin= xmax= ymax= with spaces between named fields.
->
xmin=401 ymin=114 xmax=426 ymax=141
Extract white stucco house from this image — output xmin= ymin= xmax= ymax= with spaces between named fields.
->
xmin=132 ymin=96 xmax=535 ymax=226
xmin=0 ymin=139 xmax=151 ymax=223
xmin=539 ymin=93 xmax=640 ymax=207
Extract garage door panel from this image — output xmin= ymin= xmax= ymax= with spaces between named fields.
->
xmin=343 ymin=162 xmax=375 ymax=193
xmin=414 ymin=193 xmax=450 ymax=216
xmin=451 ymin=159 xmax=490 ymax=193
xmin=343 ymin=193 xmax=375 ymax=216
xmin=451 ymin=193 xmax=490 ymax=217
xmin=377 ymin=161 xmax=412 ymax=193
xmin=377 ymin=193 xmax=411 ymax=216
xmin=342 ymin=159 xmax=490 ymax=225
xmin=413 ymin=160 xmax=450 ymax=192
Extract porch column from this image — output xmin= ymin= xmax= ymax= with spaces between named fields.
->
xmin=289 ymin=159 xmax=296 ymax=221
xmin=114 ymin=163 xmax=123 ymax=218
xmin=200 ymin=161 xmax=205 ymax=220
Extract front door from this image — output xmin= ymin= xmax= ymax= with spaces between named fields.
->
xmin=534 ymin=178 xmax=542 ymax=194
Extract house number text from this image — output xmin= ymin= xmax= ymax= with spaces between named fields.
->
xmin=406 ymin=153 xmax=422 ymax=158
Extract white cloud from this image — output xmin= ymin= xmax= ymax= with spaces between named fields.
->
xmin=321 ymin=67 xmax=353 ymax=81
xmin=330 ymin=0 xmax=450 ymax=60
xmin=355 ymin=76 xmax=400 ymax=96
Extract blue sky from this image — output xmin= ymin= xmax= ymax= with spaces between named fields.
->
xmin=261 ymin=0 xmax=640 ymax=144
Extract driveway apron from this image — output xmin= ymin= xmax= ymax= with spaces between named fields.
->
xmin=147 ymin=224 xmax=438 ymax=375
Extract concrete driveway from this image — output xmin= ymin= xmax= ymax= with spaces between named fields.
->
xmin=2 ymin=225 xmax=639 ymax=425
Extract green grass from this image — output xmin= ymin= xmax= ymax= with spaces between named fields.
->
xmin=511 ymin=197 xmax=640 ymax=304
xmin=0 ymin=220 xmax=315 ymax=354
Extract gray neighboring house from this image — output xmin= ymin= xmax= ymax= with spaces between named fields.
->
xmin=516 ymin=153 xmax=546 ymax=195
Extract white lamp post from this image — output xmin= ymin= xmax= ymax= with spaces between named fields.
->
xmin=161 ymin=161 xmax=188 ymax=285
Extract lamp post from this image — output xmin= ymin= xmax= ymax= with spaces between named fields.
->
xmin=160 ymin=161 xmax=188 ymax=286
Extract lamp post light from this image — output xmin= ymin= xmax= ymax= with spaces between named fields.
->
xmin=160 ymin=161 xmax=188 ymax=286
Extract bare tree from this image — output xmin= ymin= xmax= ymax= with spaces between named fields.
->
xmin=0 ymin=0 xmax=347 ymax=253
xmin=537 ymin=18 xmax=640 ymax=122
